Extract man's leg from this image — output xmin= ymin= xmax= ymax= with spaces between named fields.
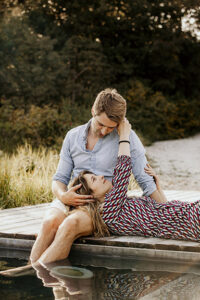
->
xmin=38 ymin=209 xmax=93 ymax=264
xmin=30 ymin=208 xmax=66 ymax=263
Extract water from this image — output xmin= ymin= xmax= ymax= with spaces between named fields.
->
xmin=1 ymin=249 xmax=200 ymax=299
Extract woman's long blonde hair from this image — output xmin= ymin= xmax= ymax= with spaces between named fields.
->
xmin=69 ymin=171 xmax=110 ymax=237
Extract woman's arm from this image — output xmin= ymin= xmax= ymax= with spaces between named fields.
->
xmin=144 ymin=164 xmax=167 ymax=203
xmin=118 ymin=118 xmax=131 ymax=157
xmin=103 ymin=156 xmax=132 ymax=223
xmin=103 ymin=119 xmax=132 ymax=223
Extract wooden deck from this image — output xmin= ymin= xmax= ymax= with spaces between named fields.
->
xmin=1 ymin=190 xmax=200 ymax=262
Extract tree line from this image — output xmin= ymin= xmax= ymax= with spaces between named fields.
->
xmin=0 ymin=0 xmax=200 ymax=151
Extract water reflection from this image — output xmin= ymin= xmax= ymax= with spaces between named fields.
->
xmin=33 ymin=260 xmax=94 ymax=299
xmin=33 ymin=257 xmax=200 ymax=300
xmin=140 ymin=273 xmax=200 ymax=300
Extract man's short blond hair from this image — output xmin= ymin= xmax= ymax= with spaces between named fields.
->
xmin=93 ymin=88 xmax=127 ymax=123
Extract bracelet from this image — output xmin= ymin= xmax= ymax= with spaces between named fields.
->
xmin=119 ymin=140 xmax=130 ymax=144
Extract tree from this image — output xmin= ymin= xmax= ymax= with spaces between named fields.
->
xmin=0 ymin=17 xmax=68 ymax=107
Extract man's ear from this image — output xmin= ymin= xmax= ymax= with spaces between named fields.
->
xmin=91 ymin=106 xmax=95 ymax=117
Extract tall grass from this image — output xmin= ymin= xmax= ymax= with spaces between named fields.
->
xmin=0 ymin=144 xmax=59 ymax=209
xmin=0 ymin=143 xmax=140 ymax=209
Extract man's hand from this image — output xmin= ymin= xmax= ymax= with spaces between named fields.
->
xmin=144 ymin=163 xmax=161 ymax=190
xmin=60 ymin=184 xmax=94 ymax=206
xmin=144 ymin=164 xmax=167 ymax=203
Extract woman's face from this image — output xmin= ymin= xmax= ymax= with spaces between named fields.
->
xmin=83 ymin=173 xmax=112 ymax=199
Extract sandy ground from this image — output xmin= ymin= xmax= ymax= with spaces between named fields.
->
xmin=145 ymin=133 xmax=200 ymax=191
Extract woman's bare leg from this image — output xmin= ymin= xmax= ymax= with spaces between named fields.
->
xmin=0 ymin=208 xmax=66 ymax=276
xmin=39 ymin=209 xmax=93 ymax=265
xmin=30 ymin=208 xmax=66 ymax=263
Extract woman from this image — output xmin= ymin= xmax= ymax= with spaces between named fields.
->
xmin=71 ymin=118 xmax=200 ymax=241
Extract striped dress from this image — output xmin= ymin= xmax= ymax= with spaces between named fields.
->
xmin=102 ymin=155 xmax=200 ymax=241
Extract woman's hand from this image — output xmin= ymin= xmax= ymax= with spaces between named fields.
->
xmin=118 ymin=118 xmax=132 ymax=140
xmin=118 ymin=118 xmax=131 ymax=157
xmin=144 ymin=164 xmax=161 ymax=190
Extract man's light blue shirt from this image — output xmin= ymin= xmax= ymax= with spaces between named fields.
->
xmin=53 ymin=119 xmax=156 ymax=196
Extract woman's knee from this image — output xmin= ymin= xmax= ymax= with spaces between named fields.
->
xmin=41 ymin=214 xmax=64 ymax=234
xmin=58 ymin=215 xmax=79 ymax=236
xmin=56 ymin=210 xmax=93 ymax=239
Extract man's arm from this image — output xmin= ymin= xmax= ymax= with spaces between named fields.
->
xmin=52 ymin=132 xmax=94 ymax=206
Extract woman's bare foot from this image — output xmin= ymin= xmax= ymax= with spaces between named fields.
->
xmin=0 ymin=264 xmax=34 ymax=277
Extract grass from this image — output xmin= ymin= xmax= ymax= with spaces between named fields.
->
xmin=0 ymin=143 xmax=139 ymax=209
xmin=0 ymin=143 xmax=59 ymax=209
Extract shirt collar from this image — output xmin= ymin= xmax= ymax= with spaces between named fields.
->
xmin=82 ymin=119 xmax=92 ymax=141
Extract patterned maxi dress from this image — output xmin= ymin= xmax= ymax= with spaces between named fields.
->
xmin=102 ymin=155 xmax=200 ymax=241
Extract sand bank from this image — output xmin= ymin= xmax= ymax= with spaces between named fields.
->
xmin=146 ymin=134 xmax=200 ymax=191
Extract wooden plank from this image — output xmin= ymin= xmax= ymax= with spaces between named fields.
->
xmin=0 ymin=232 xmax=36 ymax=240
xmin=0 ymin=205 xmax=49 ymax=216
xmin=0 ymin=219 xmax=42 ymax=231
xmin=80 ymin=236 xmax=200 ymax=253
xmin=128 ymin=190 xmax=200 ymax=202
xmin=0 ymin=213 xmax=44 ymax=222
xmin=0 ymin=224 xmax=40 ymax=234
xmin=0 ymin=206 xmax=48 ymax=213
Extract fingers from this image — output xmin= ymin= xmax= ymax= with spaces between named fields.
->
xmin=144 ymin=164 xmax=155 ymax=177
xmin=144 ymin=168 xmax=154 ymax=174
xmin=144 ymin=164 xmax=153 ymax=173
xmin=71 ymin=184 xmax=93 ymax=199
xmin=77 ymin=194 xmax=94 ymax=199
xmin=72 ymin=184 xmax=93 ymax=197
xmin=145 ymin=170 xmax=154 ymax=176
xmin=144 ymin=163 xmax=152 ymax=170
xmin=72 ymin=183 xmax=82 ymax=191
xmin=74 ymin=199 xmax=95 ymax=206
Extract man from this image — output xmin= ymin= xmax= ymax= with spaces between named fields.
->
xmin=30 ymin=88 xmax=164 ymax=265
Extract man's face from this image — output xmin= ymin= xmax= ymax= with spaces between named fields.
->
xmin=91 ymin=112 xmax=118 ymax=138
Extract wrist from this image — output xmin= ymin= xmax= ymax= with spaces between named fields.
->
xmin=119 ymin=140 xmax=130 ymax=144
xmin=119 ymin=135 xmax=130 ymax=141
xmin=60 ymin=191 xmax=68 ymax=204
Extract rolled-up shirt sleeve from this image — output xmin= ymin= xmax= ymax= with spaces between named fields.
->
xmin=52 ymin=132 xmax=74 ymax=186
xmin=130 ymin=130 xmax=156 ymax=196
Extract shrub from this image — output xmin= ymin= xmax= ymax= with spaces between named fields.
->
xmin=0 ymin=101 xmax=72 ymax=151
xmin=126 ymin=80 xmax=200 ymax=142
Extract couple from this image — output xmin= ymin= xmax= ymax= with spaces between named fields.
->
xmin=27 ymin=88 xmax=200 ymax=267
xmin=2 ymin=88 xmax=200 ymax=278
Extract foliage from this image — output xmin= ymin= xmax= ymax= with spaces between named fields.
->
xmin=0 ymin=0 xmax=200 ymax=151
xmin=126 ymin=80 xmax=200 ymax=141
xmin=0 ymin=16 xmax=112 ymax=107
xmin=60 ymin=36 xmax=113 ymax=105
xmin=0 ymin=17 xmax=68 ymax=106
xmin=0 ymin=97 xmax=93 ymax=152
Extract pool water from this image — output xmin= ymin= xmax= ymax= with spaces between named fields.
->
xmin=1 ymin=252 xmax=200 ymax=300
xmin=0 ymin=258 xmax=52 ymax=299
